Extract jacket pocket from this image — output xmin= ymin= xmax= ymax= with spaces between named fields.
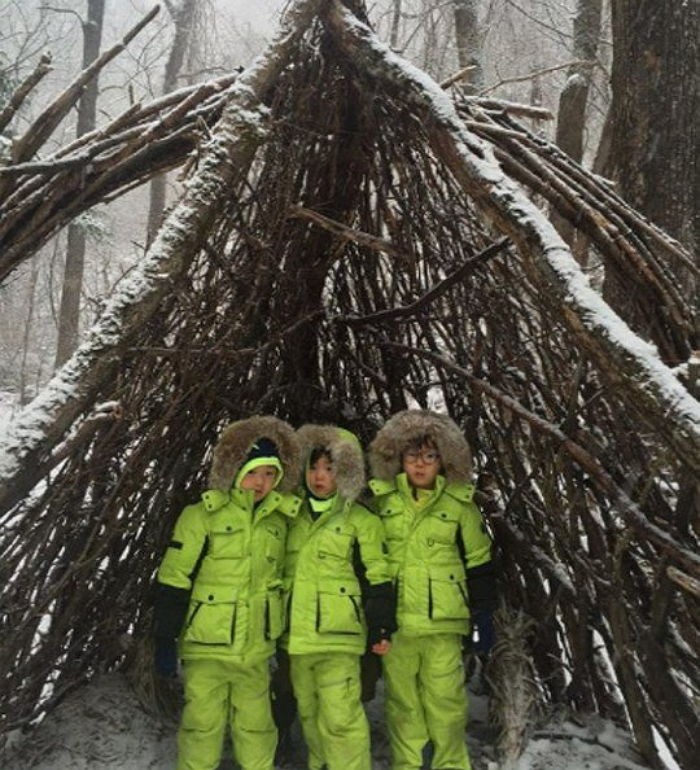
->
xmin=317 ymin=526 xmax=353 ymax=561
xmin=423 ymin=509 xmax=460 ymax=545
xmin=380 ymin=505 xmax=405 ymax=543
xmin=183 ymin=584 xmax=237 ymax=645
xmin=316 ymin=579 xmax=363 ymax=634
xmin=209 ymin=523 xmax=246 ymax=559
xmin=428 ymin=564 xmax=469 ymax=621
xmin=265 ymin=586 xmax=285 ymax=640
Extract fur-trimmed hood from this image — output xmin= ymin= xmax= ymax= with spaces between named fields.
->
xmin=209 ymin=415 xmax=301 ymax=493
xmin=296 ymin=424 xmax=365 ymax=501
xmin=369 ymin=409 xmax=473 ymax=484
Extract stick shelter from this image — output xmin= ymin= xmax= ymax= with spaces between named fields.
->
xmin=0 ymin=2 xmax=698 ymax=768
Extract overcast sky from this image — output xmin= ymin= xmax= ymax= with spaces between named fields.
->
xmin=126 ymin=0 xmax=290 ymax=32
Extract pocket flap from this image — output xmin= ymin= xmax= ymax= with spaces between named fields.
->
xmin=191 ymin=583 xmax=239 ymax=604
xmin=429 ymin=563 xmax=466 ymax=583
xmin=318 ymin=577 xmax=360 ymax=597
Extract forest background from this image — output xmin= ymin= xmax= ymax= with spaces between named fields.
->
xmin=6 ymin=0 xmax=695 ymax=402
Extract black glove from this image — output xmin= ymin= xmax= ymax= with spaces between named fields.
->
xmin=471 ymin=610 xmax=495 ymax=655
xmin=154 ymin=636 xmax=178 ymax=678
xmin=365 ymin=581 xmax=397 ymax=646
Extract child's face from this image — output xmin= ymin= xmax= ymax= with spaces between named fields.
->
xmin=402 ymin=442 xmax=441 ymax=490
xmin=306 ymin=455 xmax=337 ymax=498
xmin=239 ymin=465 xmax=278 ymax=502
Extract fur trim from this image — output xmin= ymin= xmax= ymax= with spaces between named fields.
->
xmin=296 ymin=424 xmax=366 ymax=501
xmin=209 ymin=415 xmax=301 ymax=493
xmin=369 ymin=410 xmax=473 ymax=483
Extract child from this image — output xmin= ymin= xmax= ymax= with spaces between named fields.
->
xmin=152 ymin=415 xmax=301 ymax=770
xmin=368 ymin=410 xmax=497 ymax=770
xmin=283 ymin=424 xmax=396 ymax=770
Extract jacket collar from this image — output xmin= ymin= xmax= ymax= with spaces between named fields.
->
xmin=201 ymin=487 xmax=301 ymax=519
xmin=370 ymin=474 xmax=474 ymax=504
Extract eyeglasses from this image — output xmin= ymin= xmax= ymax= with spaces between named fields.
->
xmin=403 ymin=450 xmax=441 ymax=465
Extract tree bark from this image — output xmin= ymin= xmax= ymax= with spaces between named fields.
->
xmin=553 ymin=0 xmax=602 ymax=261
xmin=609 ymin=0 xmax=699 ymax=295
xmin=452 ymin=0 xmax=483 ymax=92
xmin=54 ymin=0 xmax=105 ymax=369
xmin=556 ymin=0 xmax=601 ymax=164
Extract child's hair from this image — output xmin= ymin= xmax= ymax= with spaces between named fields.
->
xmin=309 ymin=446 xmax=332 ymax=465
xmin=402 ymin=434 xmax=438 ymax=454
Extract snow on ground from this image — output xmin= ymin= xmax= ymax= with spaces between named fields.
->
xmin=2 ymin=671 xmax=653 ymax=770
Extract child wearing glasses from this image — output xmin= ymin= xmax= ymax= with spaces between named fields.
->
xmin=368 ymin=410 xmax=496 ymax=770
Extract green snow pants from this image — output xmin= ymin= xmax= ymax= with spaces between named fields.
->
xmin=290 ymin=652 xmax=371 ymax=770
xmin=177 ymin=656 xmax=277 ymax=770
xmin=382 ymin=631 xmax=471 ymax=770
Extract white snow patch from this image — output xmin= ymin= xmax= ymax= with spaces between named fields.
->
xmin=1 ymin=672 xmax=658 ymax=770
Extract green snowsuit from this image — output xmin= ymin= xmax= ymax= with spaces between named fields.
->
xmin=153 ymin=415 xmax=302 ymax=770
xmin=369 ymin=472 xmax=495 ymax=770
xmin=157 ymin=487 xmax=300 ymax=770
xmin=283 ymin=425 xmax=395 ymax=770
xmin=284 ymin=495 xmax=392 ymax=770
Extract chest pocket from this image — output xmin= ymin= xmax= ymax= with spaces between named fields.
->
xmin=317 ymin=524 xmax=353 ymax=561
xmin=422 ymin=509 xmax=460 ymax=546
xmin=209 ymin=521 xmax=246 ymax=559
xmin=380 ymin=504 xmax=405 ymax=542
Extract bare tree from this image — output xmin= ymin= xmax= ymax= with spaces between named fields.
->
xmin=552 ymin=0 xmax=602 ymax=260
xmin=145 ymin=0 xmax=198 ymax=247
xmin=54 ymin=0 xmax=105 ymax=369
xmin=452 ymin=0 xmax=482 ymax=91
xmin=610 ymin=0 xmax=698 ymax=273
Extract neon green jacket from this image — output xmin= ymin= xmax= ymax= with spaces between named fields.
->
xmin=369 ymin=472 xmax=493 ymax=636
xmin=157 ymin=487 xmax=300 ymax=660
xmin=283 ymin=495 xmax=392 ymax=655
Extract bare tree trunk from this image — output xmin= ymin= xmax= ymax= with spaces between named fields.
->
xmin=54 ymin=0 xmax=105 ymax=368
xmin=146 ymin=0 xmax=198 ymax=247
xmin=19 ymin=257 xmax=40 ymax=406
xmin=390 ymin=0 xmax=402 ymax=50
xmin=608 ymin=0 xmax=698 ymax=327
xmin=452 ymin=0 xmax=483 ymax=92
xmin=552 ymin=0 xmax=602 ymax=262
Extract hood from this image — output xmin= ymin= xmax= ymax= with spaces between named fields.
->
xmin=208 ymin=415 xmax=301 ymax=493
xmin=296 ymin=424 xmax=365 ymax=501
xmin=368 ymin=409 xmax=473 ymax=484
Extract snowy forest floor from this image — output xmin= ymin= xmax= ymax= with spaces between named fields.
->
xmin=2 ymin=668 xmax=654 ymax=770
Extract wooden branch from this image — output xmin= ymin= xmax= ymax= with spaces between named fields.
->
xmin=479 ymin=59 xmax=595 ymax=96
xmin=337 ymin=237 xmax=509 ymax=326
xmin=439 ymin=64 xmax=477 ymax=90
xmin=667 ymin=566 xmax=700 ymax=597
xmin=381 ymin=340 xmax=700 ymax=577
xmin=461 ymin=96 xmax=554 ymax=120
xmin=0 ymin=156 xmax=91 ymax=176
xmin=0 ymin=53 xmax=53 ymax=135
xmin=0 ymin=0 xmax=326 ymax=514
xmin=288 ymin=205 xmax=401 ymax=255
xmin=325 ymin=1 xmax=700 ymax=474
xmin=8 ymin=6 xmax=161 ymax=166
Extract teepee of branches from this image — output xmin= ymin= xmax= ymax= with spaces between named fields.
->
xmin=1 ymin=2 xmax=698 ymax=768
